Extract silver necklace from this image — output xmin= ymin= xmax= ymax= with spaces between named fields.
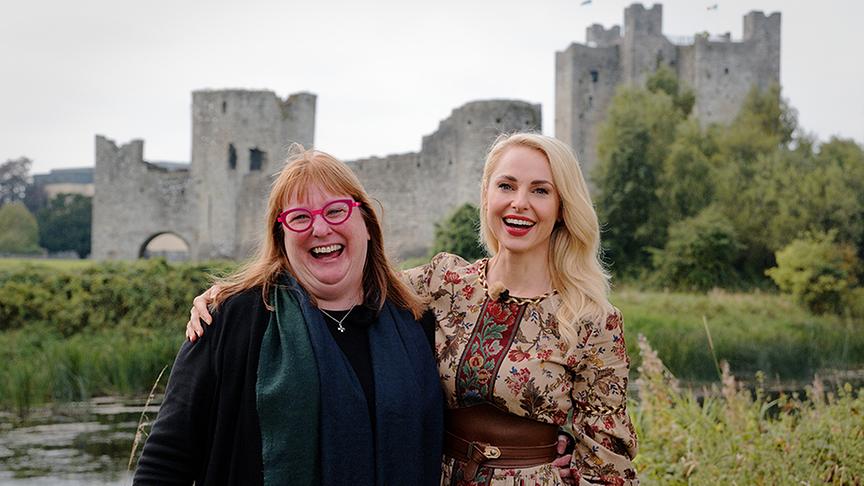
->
xmin=319 ymin=306 xmax=354 ymax=333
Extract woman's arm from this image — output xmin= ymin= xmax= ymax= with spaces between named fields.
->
xmin=134 ymin=329 xmax=216 ymax=484
xmin=563 ymin=310 xmax=639 ymax=485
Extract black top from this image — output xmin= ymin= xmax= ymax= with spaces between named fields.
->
xmin=322 ymin=306 xmax=436 ymax=424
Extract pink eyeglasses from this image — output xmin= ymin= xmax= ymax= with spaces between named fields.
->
xmin=276 ymin=199 xmax=361 ymax=232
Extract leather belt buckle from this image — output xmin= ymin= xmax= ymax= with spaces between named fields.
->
xmin=463 ymin=442 xmax=500 ymax=479
xmin=480 ymin=444 xmax=501 ymax=459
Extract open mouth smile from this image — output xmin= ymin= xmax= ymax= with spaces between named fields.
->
xmin=503 ymin=216 xmax=535 ymax=228
xmin=310 ymin=244 xmax=344 ymax=259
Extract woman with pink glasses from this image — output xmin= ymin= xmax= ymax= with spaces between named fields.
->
xmin=134 ymin=147 xmax=443 ymax=485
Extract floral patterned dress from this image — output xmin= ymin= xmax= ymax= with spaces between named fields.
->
xmin=405 ymin=253 xmax=638 ymax=486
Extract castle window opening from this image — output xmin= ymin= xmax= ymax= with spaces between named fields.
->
xmin=724 ymin=67 xmax=729 ymax=74
xmin=250 ymin=148 xmax=266 ymax=171
xmin=495 ymin=118 xmax=502 ymax=124
xmin=222 ymin=101 xmax=227 ymax=113
xmin=590 ymin=70 xmax=599 ymax=83
xmin=228 ymin=144 xmax=237 ymax=170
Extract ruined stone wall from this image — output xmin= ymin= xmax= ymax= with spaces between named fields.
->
xmin=91 ymin=137 xmax=195 ymax=260
xmin=191 ymin=90 xmax=316 ymax=259
xmin=349 ymin=100 xmax=542 ymax=258
xmin=678 ymin=12 xmax=780 ymax=125
xmin=93 ymin=89 xmax=315 ymax=261
xmin=93 ymin=91 xmax=540 ymax=261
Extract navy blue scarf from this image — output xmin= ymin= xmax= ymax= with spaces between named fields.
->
xmin=258 ymin=276 xmax=443 ymax=486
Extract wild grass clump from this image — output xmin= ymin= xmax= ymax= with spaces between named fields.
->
xmin=633 ymin=335 xmax=864 ymax=484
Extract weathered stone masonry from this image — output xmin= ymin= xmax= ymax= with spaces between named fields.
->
xmin=556 ymin=3 xmax=780 ymax=178
xmin=93 ymin=90 xmax=539 ymax=260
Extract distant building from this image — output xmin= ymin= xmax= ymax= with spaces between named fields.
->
xmin=556 ymin=3 xmax=781 ymax=178
xmin=32 ymin=167 xmax=95 ymax=199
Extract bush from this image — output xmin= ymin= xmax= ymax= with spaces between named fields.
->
xmin=0 ymin=202 xmax=41 ymax=254
xmin=650 ymin=207 xmax=743 ymax=291
xmin=429 ymin=203 xmax=485 ymax=261
xmin=0 ymin=258 xmax=235 ymax=333
xmin=766 ymin=231 xmax=860 ymax=314
xmin=37 ymin=194 xmax=92 ymax=258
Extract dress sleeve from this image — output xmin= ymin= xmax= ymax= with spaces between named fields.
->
xmin=402 ymin=252 xmax=469 ymax=302
xmin=563 ymin=309 xmax=639 ymax=485
xmin=133 ymin=316 xmax=218 ymax=484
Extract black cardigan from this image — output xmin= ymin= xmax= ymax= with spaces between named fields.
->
xmin=134 ymin=289 xmax=270 ymax=485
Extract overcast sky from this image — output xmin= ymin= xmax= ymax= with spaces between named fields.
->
xmin=2 ymin=0 xmax=862 ymax=175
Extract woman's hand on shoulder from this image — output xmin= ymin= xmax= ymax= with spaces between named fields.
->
xmin=185 ymin=285 xmax=222 ymax=342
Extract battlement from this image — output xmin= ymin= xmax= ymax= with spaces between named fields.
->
xmin=586 ymin=24 xmax=621 ymax=47
xmin=624 ymin=3 xmax=662 ymax=37
xmin=743 ymin=11 xmax=781 ymax=42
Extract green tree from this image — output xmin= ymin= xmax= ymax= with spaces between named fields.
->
xmin=766 ymin=231 xmax=860 ymax=315
xmin=645 ymin=65 xmax=696 ymax=117
xmin=709 ymin=84 xmax=801 ymax=278
xmin=0 ymin=157 xmax=32 ymax=206
xmin=813 ymin=137 xmax=864 ymax=252
xmin=657 ymin=120 xmax=717 ymax=222
xmin=650 ymin=206 xmax=743 ymax=291
xmin=37 ymin=194 xmax=92 ymax=258
xmin=594 ymin=85 xmax=682 ymax=274
xmin=0 ymin=202 xmax=41 ymax=254
xmin=430 ymin=203 xmax=485 ymax=261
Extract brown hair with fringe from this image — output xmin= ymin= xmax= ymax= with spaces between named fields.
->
xmin=210 ymin=145 xmax=425 ymax=319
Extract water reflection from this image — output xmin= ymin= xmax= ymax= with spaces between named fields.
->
xmin=0 ymin=396 xmax=158 ymax=485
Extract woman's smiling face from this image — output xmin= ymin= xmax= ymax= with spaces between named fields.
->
xmin=281 ymin=184 xmax=369 ymax=306
xmin=484 ymin=145 xmax=560 ymax=258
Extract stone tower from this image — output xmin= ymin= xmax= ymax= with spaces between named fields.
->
xmin=555 ymin=3 xmax=781 ymax=179
xmin=192 ymin=90 xmax=316 ymax=259
xmin=92 ymin=89 xmax=316 ymax=260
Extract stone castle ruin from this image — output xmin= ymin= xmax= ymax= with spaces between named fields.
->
xmin=556 ymin=3 xmax=780 ymax=176
xmin=92 ymin=90 xmax=539 ymax=260
xmin=92 ymin=3 xmax=778 ymax=261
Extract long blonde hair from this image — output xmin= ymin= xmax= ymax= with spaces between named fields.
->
xmin=212 ymin=145 xmax=425 ymax=318
xmin=479 ymin=133 xmax=612 ymax=342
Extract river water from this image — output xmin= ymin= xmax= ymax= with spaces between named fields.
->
xmin=0 ymin=397 xmax=157 ymax=485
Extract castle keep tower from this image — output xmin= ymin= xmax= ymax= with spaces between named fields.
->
xmin=556 ymin=3 xmax=781 ymax=179
xmin=92 ymin=89 xmax=316 ymax=260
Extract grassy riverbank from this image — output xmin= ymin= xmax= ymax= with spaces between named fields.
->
xmin=1 ymin=258 xmax=863 ymax=412
xmin=633 ymin=336 xmax=863 ymax=484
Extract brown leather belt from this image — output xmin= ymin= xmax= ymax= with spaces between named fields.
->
xmin=444 ymin=404 xmax=559 ymax=479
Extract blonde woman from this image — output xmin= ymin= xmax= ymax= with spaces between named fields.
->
xmin=188 ymin=133 xmax=638 ymax=485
